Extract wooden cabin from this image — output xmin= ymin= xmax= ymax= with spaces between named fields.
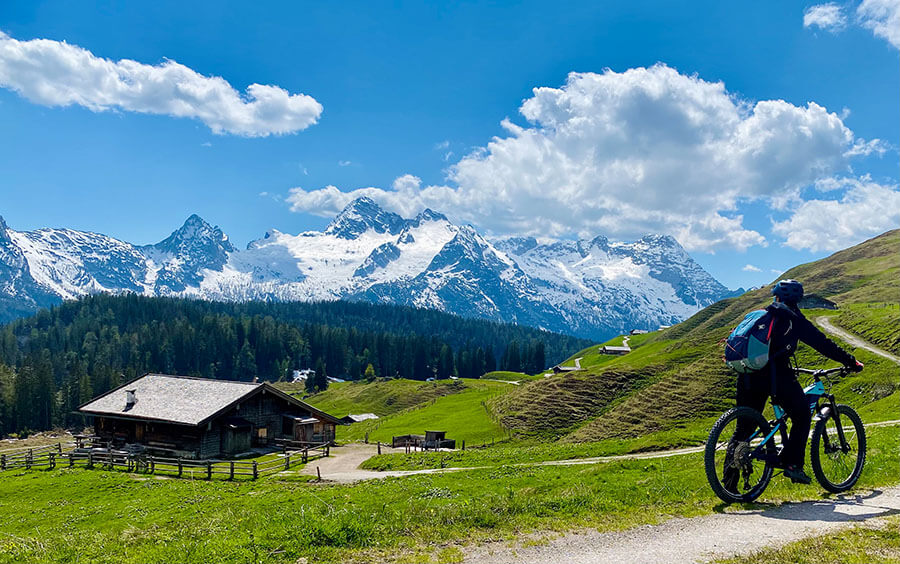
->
xmin=79 ymin=373 xmax=339 ymax=459
xmin=600 ymin=345 xmax=631 ymax=355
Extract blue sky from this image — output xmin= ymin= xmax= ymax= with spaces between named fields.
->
xmin=0 ymin=0 xmax=897 ymax=290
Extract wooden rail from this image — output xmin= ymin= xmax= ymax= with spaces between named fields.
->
xmin=1 ymin=442 xmax=330 ymax=480
xmin=0 ymin=443 xmax=64 ymax=471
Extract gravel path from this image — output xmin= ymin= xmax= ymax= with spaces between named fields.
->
xmin=816 ymin=315 xmax=900 ymax=365
xmin=291 ymin=420 xmax=900 ymax=483
xmin=464 ymin=487 xmax=900 ymax=564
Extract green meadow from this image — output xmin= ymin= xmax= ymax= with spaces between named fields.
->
xmin=1 ymin=426 xmax=896 ymax=564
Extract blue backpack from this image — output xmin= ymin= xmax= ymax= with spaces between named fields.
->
xmin=724 ymin=309 xmax=775 ymax=373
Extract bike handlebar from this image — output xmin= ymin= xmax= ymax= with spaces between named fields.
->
xmin=795 ymin=366 xmax=848 ymax=379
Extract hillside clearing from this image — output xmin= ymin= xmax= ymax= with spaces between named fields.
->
xmin=319 ymin=379 xmax=511 ymax=445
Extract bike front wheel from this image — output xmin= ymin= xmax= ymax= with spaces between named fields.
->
xmin=705 ymin=406 xmax=777 ymax=504
xmin=810 ymin=404 xmax=866 ymax=493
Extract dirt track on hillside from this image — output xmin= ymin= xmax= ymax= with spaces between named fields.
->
xmin=816 ymin=316 xmax=900 ymax=365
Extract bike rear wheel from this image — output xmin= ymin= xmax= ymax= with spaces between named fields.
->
xmin=810 ymin=404 xmax=866 ymax=493
xmin=705 ymin=406 xmax=776 ymax=504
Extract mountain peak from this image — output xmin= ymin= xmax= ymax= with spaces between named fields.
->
xmin=639 ymin=233 xmax=681 ymax=248
xmin=325 ymin=197 xmax=405 ymax=239
xmin=154 ymin=215 xmax=235 ymax=253
xmin=416 ymin=208 xmax=448 ymax=222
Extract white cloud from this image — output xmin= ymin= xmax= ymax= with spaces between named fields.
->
xmin=338 ymin=160 xmax=353 ymax=167
xmin=742 ymin=264 xmax=762 ymax=272
xmin=288 ymin=65 xmax=873 ymax=252
xmin=772 ymin=176 xmax=900 ymax=251
xmin=803 ymin=1 xmax=900 ymax=50
xmin=857 ymin=0 xmax=900 ymax=49
xmin=0 ymin=31 xmax=322 ymax=136
xmin=804 ymin=3 xmax=848 ymax=31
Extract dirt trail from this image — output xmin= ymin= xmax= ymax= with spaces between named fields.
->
xmin=288 ymin=419 xmax=900 ymax=483
xmin=816 ymin=315 xmax=900 ymax=365
xmin=464 ymin=487 xmax=900 ymax=564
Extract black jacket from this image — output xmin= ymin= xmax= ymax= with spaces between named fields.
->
xmin=766 ymin=302 xmax=857 ymax=368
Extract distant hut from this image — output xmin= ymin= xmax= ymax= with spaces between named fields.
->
xmin=600 ymin=345 xmax=631 ymax=355
xmin=340 ymin=413 xmax=379 ymax=424
xmin=799 ymin=294 xmax=838 ymax=310
xmin=79 ymin=373 xmax=340 ymax=459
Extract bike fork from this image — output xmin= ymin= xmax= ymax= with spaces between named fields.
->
xmin=825 ymin=396 xmax=850 ymax=453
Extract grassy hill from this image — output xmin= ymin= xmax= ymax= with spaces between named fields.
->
xmin=276 ymin=378 xmax=469 ymax=418
xmin=488 ymin=229 xmax=900 ymax=446
xmin=296 ymin=378 xmax=513 ymax=444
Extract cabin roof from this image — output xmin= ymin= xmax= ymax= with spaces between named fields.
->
xmin=342 ymin=413 xmax=379 ymax=422
xmin=79 ymin=373 xmax=340 ymax=426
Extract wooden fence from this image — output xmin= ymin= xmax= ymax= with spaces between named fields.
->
xmin=0 ymin=443 xmax=329 ymax=480
xmin=0 ymin=443 xmax=65 ymax=471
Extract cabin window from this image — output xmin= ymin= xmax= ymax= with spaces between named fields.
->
xmin=257 ymin=427 xmax=267 ymax=440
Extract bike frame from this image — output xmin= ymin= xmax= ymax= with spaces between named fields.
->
xmin=748 ymin=367 xmax=850 ymax=461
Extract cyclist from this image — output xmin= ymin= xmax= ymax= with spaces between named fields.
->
xmin=728 ymin=279 xmax=863 ymax=486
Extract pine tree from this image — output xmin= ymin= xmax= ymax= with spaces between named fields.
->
xmin=485 ymin=345 xmax=497 ymax=373
xmin=532 ymin=341 xmax=546 ymax=373
xmin=504 ymin=340 xmax=521 ymax=372
xmin=314 ymin=358 xmax=328 ymax=391
xmin=364 ymin=363 xmax=376 ymax=382
xmin=235 ymin=341 xmax=258 ymax=381
xmin=438 ymin=345 xmax=453 ymax=379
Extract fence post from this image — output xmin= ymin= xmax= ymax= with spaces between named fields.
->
xmin=68 ymin=453 xmax=74 ymax=468
xmin=302 ymin=449 xmax=308 ymax=464
xmin=57 ymin=442 xmax=62 ymax=454
xmin=377 ymin=441 xmax=381 ymax=455
xmin=326 ymin=445 xmax=330 ymax=457
xmin=462 ymin=440 xmax=465 ymax=451
xmin=88 ymin=451 xmax=93 ymax=468
xmin=252 ymin=461 xmax=258 ymax=480
xmin=284 ymin=454 xmax=290 ymax=471
xmin=230 ymin=461 xmax=235 ymax=480
xmin=1 ymin=453 xmax=5 ymax=471
xmin=178 ymin=458 xmax=183 ymax=478
xmin=49 ymin=452 xmax=55 ymax=470
xmin=206 ymin=460 xmax=212 ymax=480
xmin=26 ymin=449 xmax=32 ymax=470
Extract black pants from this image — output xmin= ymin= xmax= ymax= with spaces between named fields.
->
xmin=735 ymin=365 xmax=811 ymax=467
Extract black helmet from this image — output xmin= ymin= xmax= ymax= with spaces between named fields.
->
xmin=772 ymin=279 xmax=804 ymax=304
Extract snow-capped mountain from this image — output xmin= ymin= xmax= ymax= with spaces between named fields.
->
xmin=0 ymin=199 xmax=740 ymax=339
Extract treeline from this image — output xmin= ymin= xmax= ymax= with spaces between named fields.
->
xmin=0 ymin=294 xmax=592 ymax=436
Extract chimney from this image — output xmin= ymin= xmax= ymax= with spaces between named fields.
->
xmin=125 ymin=389 xmax=137 ymax=411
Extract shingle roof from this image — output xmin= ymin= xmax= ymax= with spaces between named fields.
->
xmin=79 ymin=374 xmax=263 ymax=426
xmin=79 ymin=373 xmax=341 ymax=427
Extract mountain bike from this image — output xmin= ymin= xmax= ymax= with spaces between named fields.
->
xmin=704 ymin=366 xmax=866 ymax=504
